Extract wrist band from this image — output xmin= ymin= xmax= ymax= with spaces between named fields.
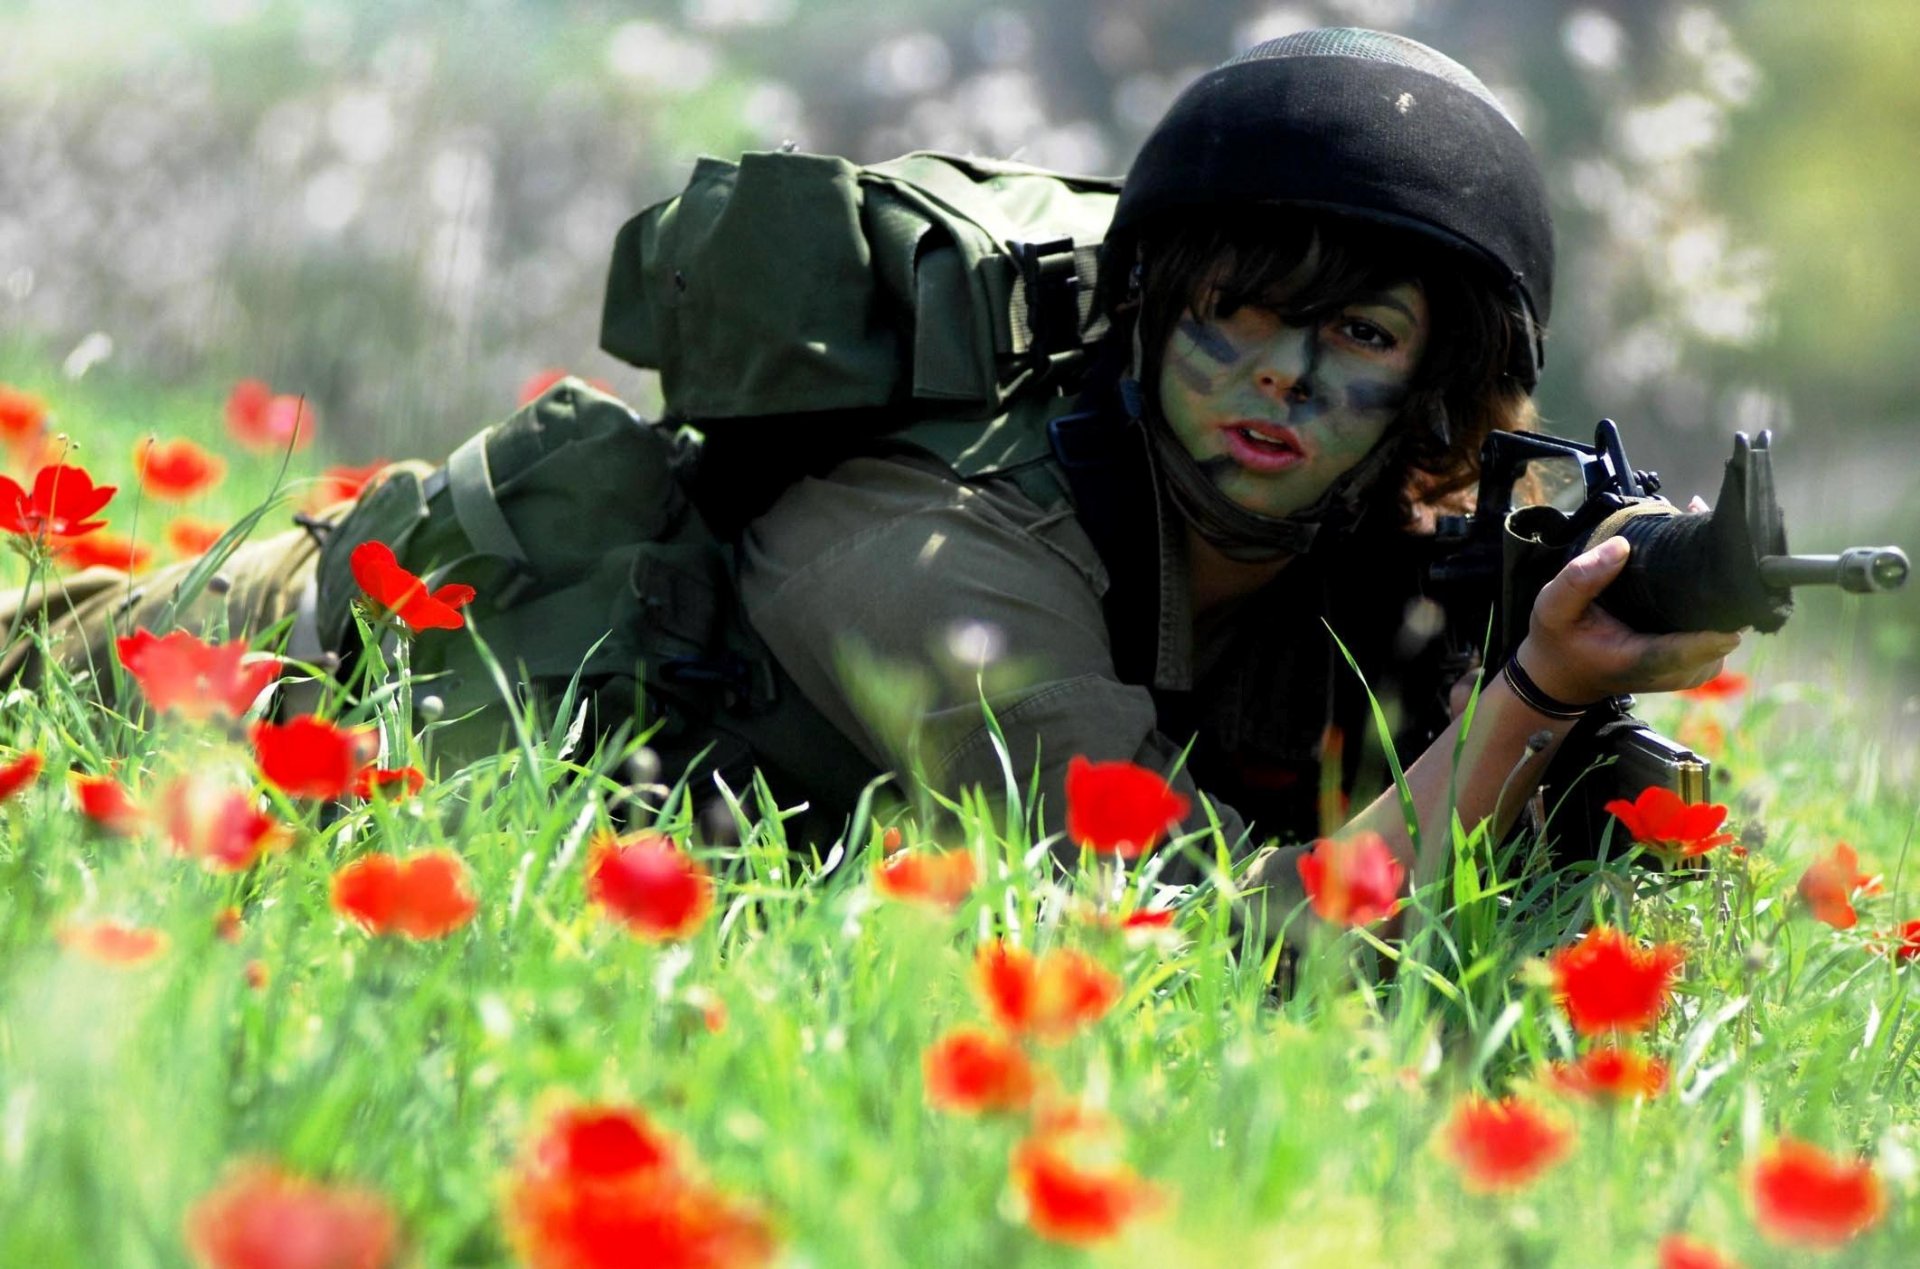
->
xmin=1501 ymin=657 xmax=1594 ymax=720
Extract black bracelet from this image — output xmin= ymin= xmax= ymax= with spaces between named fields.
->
xmin=1501 ymin=657 xmax=1594 ymax=720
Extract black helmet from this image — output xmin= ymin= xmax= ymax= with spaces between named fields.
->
xmin=1109 ymin=28 xmax=1554 ymax=387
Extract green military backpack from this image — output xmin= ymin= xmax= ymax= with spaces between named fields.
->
xmin=313 ymin=150 xmax=1121 ymax=798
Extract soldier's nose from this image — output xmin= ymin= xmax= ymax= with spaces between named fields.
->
xmin=1256 ymin=368 xmax=1310 ymax=402
xmin=1254 ymin=329 xmax=1313 ymax=402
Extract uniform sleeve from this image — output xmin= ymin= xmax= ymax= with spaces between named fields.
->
xmin=737 ymin=455 xmax=1254 ymax=879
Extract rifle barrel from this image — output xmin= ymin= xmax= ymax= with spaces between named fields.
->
xmin=1756 ymin=547 xmax=1910 ymax=593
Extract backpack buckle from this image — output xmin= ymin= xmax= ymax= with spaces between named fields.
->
xmin=1012 ymin=238 xmax=1084 ymax=369
xmin=658 ymin=652 xmax=776 ymax=714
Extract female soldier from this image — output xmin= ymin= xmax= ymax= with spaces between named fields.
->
xmin=732 ymin=29 xmax=1740 ymax=903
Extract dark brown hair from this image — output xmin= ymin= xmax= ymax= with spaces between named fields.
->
xmin=1112 ymin=210 xmax=1537 ymax=526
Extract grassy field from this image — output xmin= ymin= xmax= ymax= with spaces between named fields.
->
xmin=0 ymin=347 xmax=1916 ymax=1267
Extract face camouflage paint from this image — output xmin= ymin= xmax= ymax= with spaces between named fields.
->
xmin=1156 ymin=280 xmax=1429 ymax=520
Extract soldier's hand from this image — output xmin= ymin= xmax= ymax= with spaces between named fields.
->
xmin=1515 ymin=536 xmax=1741 ymax=706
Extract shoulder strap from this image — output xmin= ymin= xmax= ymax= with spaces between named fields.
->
xmin=445 ymin=430 xmax=530 ymax=568
xmin=1045 ymin=402 xmax=1163 ymax=688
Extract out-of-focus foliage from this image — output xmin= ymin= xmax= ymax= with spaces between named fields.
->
xmin=1721 ymin=0 xmax=1920 ymax=429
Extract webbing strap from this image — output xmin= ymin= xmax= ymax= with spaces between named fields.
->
xmin=446 ymin=431 xmax=529 ymax=567
xmin=1007 ymin=241 xmax=1107 ymax=359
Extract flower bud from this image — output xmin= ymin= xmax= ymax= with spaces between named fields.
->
xmin=625 ymin=747 xmax=662 ymax=788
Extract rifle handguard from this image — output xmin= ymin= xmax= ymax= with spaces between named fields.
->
xmin=1583 ymin=432 xmax=1793 ymax=634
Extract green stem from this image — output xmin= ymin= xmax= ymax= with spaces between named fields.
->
xmin=1 ymin=541 xmax=47 ymax=662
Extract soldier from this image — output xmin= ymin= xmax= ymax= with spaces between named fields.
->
xmin=731 ymin=29 xmax=1739 ymax=901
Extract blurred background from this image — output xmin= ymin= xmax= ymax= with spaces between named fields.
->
xmin=2 ymin=0 xmax=1916 ymax=690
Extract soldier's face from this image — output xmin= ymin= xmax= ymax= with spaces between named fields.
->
xmin=1156 ymin=278 xmax=1429 ymax=519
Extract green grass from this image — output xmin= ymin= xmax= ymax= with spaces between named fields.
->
xmin=1 ymin=351 xmax=1917 ymax=1267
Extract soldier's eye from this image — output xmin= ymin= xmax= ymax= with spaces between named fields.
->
xmin=1336 ymin=318 xmax=1395 ymax=350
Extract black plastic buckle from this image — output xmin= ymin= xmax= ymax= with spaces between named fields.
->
xmin=658 ymin=652 xmax=778 ymax=715
xmin=292 ymin=511 xmax=335 ymax=551
xmin=659 ymin=654 xmax=746 ymax=688
xmin=1013 ymin=238 xmax=1083 ymax=366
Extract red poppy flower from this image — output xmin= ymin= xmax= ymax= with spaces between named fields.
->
xmin=1080 ymin=904 xmax=1184 ymax=950
xmin=185 ymin=1159 xmax=398 ymax=1269
xmin=0 ymin=750 xmax=43 ymax=801
xmin=269 ymin=396 xmax=317 ymax=449
xmin=56 ymin=530 xmax=153 ymax=573
xmin=309 ymin=461 xmax=387 ymax=510
xmin=349 ymin=540 xmax=476 ymax=634
xmin=1748 ymin=1137 xmax=1885 ymax=1248
xmin=160 ymin=775 xmax=290 ymax=872
xmin=1886 ymin=919 xmax=1920 ymax=963
xmin=167 ymin=515 xmax=227 ymax=557
xmin=1063 ymin=756 xmax=1191 ymax=857
xmin=331 ymin=850 xmax=479 ymax=939
xmin=1441 ymin=1095 xmax=1573 ymax=1193
xmin=586 ymin=830 xmax=713 ymax=941
xmin=1603 ymin=786 xmax=1734 ymax=861
xmin=261 ymin=394 xmax=318 ymax=451
xmin=117 ymin=630 xmax=282 ymax=721
xmin=352 ymin=765 xmax=426 ymax=800
xmin=1657 ymin=1233 xmax=1739 ymax=1269
xmin=922 ymin=1026 xmax=1037 ymax=1114
xmin=976 ymin=942 xmax=1122 ymax=1043
xmin=874 ymin=847 xmax=976 ymax=909
xmin=879 ymin=825 xmax=905 ymax=854
xmin=1547 ymin=1046 xmax=1668 ymax=1100
xmin=251 ymin=716 xmax=376 ymax=800
xmin=1550 ymin=926 xmax=1685 ymax=1036
xmin=1681 ymin=670 xmax=1749 ymax=701
xmin=215 ymin=907 xmax=244 ymax=943
xmin=1796 ymin=842 xmax=1881 ymax=931
xmin=58 ymin=919 xmax=168 ymax=965
xmin=504 ymin=1102 xmax=775 ymax=1269
xmin=0 ymin=383 xmax=48 ymax=446
xmin=1010 ymin=1120 xmax=1162 ymax=1245
xmin=0 ymin=462 xmax=115 ymax=541
xmin=226 ymin=381 xmax=317 ymax=453
xmin=244 ymin=959 xmax=270 ymax=991
xmin=71 ymin=773 xmax=144 ymax=837
xmin=134 ymin=437 xmax=225 ymax=501
xmin=225 ymin=379 xmax=272 ymax=446
xmin=1297 ymin=831 xmax=1406 ymax=926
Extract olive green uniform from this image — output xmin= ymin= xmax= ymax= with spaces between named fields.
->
xmin=739 ymin=422 xmax=1456 ymax=883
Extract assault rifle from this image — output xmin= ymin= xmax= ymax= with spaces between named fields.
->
xmin=1425 ymin=420 xmax=1910 ymax=862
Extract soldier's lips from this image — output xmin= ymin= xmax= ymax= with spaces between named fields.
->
xmin=1219 ymin=421 xmax=1307 ymax=473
